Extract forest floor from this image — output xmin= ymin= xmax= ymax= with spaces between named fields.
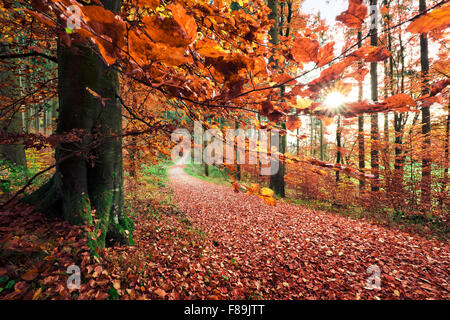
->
xmin=0 ymin=163 xmax=448 ymax=300
xmin=168 ymin=164 xmax=450 ymax=300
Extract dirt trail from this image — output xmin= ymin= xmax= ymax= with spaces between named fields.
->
xmin=168 ymin=165 xmax=449 ymax=299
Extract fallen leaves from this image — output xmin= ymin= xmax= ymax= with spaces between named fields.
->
xmin=21 ymin=269 xmax=39 ymax=281
xmin=1 ymin=167 xmax=448 ymax=300
xmin=169 ymin=166 xmax=450 ymax=300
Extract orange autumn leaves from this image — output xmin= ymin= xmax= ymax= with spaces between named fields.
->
xmin=407 ymin=2 xmax=450 ymax=34
xmin=232 ymin=182 xmax=276 ymax=206
xmin=51 ymin=2 xmax=197 ymax=67
xmin=336 ymin=0 xmax=368 ymax=29
xmin=128 ymin=4 xmax=197 ymax=66
xmin=291 ymin=36 xmax=335 ymax=67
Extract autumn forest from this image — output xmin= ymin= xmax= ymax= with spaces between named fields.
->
xmin=0 ymin=0 xmax=448 ymax=303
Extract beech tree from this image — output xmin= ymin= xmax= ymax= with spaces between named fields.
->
xmin=419 ymin=0 xmax=431 ymax=215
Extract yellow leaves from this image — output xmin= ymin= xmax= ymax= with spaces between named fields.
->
xmin=195 ymin=38 xmax=229 ymax=58
xmin=242 ymin=184 xmax=276 ymax=206
xmin=32 ymin=288 xmax=43 ymax=300
xmin=294 ymin=98 xmax=313 ymax=110
xmin=261 ymin=195 xmax=276 ymax=206
xmin=259 ymin=187 xmax=273 ymax=198
xmin=250 ymin=183 xmax=259 ymax=194
xmin=407 ymin=3 xmax=450 ymax=34
xmin=258 ymin=187 xmax=276 ymax=206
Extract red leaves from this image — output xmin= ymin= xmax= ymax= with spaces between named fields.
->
xmin=126 ymin=5 xmax=197 ymax=67
xmin=195 ymin=38 xmax=229 ymax=58
xmin=351 ymin=46 xmax=392 ymax=62
xmin=316 ymin=42 xmax=335 ymax=67
xmin=129 ymin=29 xmax=189 ymax=67
xmin=292 ymin=37 xmax=334 ymax=67
xmin=80 ymin=5 xmax=127 ymax=65
xmin=261 ymin=100 xmax=274 ymax=115
xmin=384 ymin=93 xmax=417 ymax=111
xmin=168 ymin=166 xmax=450 ymax=300
xmin=286 ymin=114 xmax=302 ymax=131
xmin=272 ymin=73 xmax=296 ymax=86
xmin=407 ymin=2 xmax=450 ymax=34
xmin=336 ymin=0 xmax=368 ymax=29
xmin=292 ymin=36 xmax=319 ymax=64
xmin=167 ymin=4 xmax=197 ymax=44
xmin=139 ymin=7 xmax=196 ymax=49
xmin=308 ymin=56 xmax=356 ymax=90
xmin=135 ymin=0 xmax=160 ymax=9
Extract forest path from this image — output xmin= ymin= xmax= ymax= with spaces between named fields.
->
xmin=168 ymin=165 xmax=449 ymax=299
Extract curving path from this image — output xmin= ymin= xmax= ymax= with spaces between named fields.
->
xmin=168 ymin=165 xmax=449 ymax=299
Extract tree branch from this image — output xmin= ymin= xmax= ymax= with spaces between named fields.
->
xmin=0 ymin=51 xmax=57 ymax=63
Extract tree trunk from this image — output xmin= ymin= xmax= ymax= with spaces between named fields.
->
xmin=336 ymin=115 xmax=341 ymax=182
xmin=370 ymin=0 xmax=379 ymax=192
xmin=234 ymin=120 xmax=241 ymax=181
xmin=392 ymin=26 xmax=407 ymax=212
xmin=23 ymin=0 xmax=133 ymax=248
xmin=357 ymin=31 xmax=365 ymax=190
xmin=319 ymin=119 xmax=323 ymax=161
xmin=0 ymin=42 xmax=27 ymax=168
xmin=419 ymin=0 xmax=431 ymax=216
xmin=0 ymin=112 xmax=27 ymax=168
xmin=442 ymin=102 xmax=449 ymax=209
xmin=270 ymin=122 xmax=286 ymax=197
xmin=34 ymin=105 xmax=40 ymax=133
xmin=267 ymin=0 xmax=285 ymax=197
